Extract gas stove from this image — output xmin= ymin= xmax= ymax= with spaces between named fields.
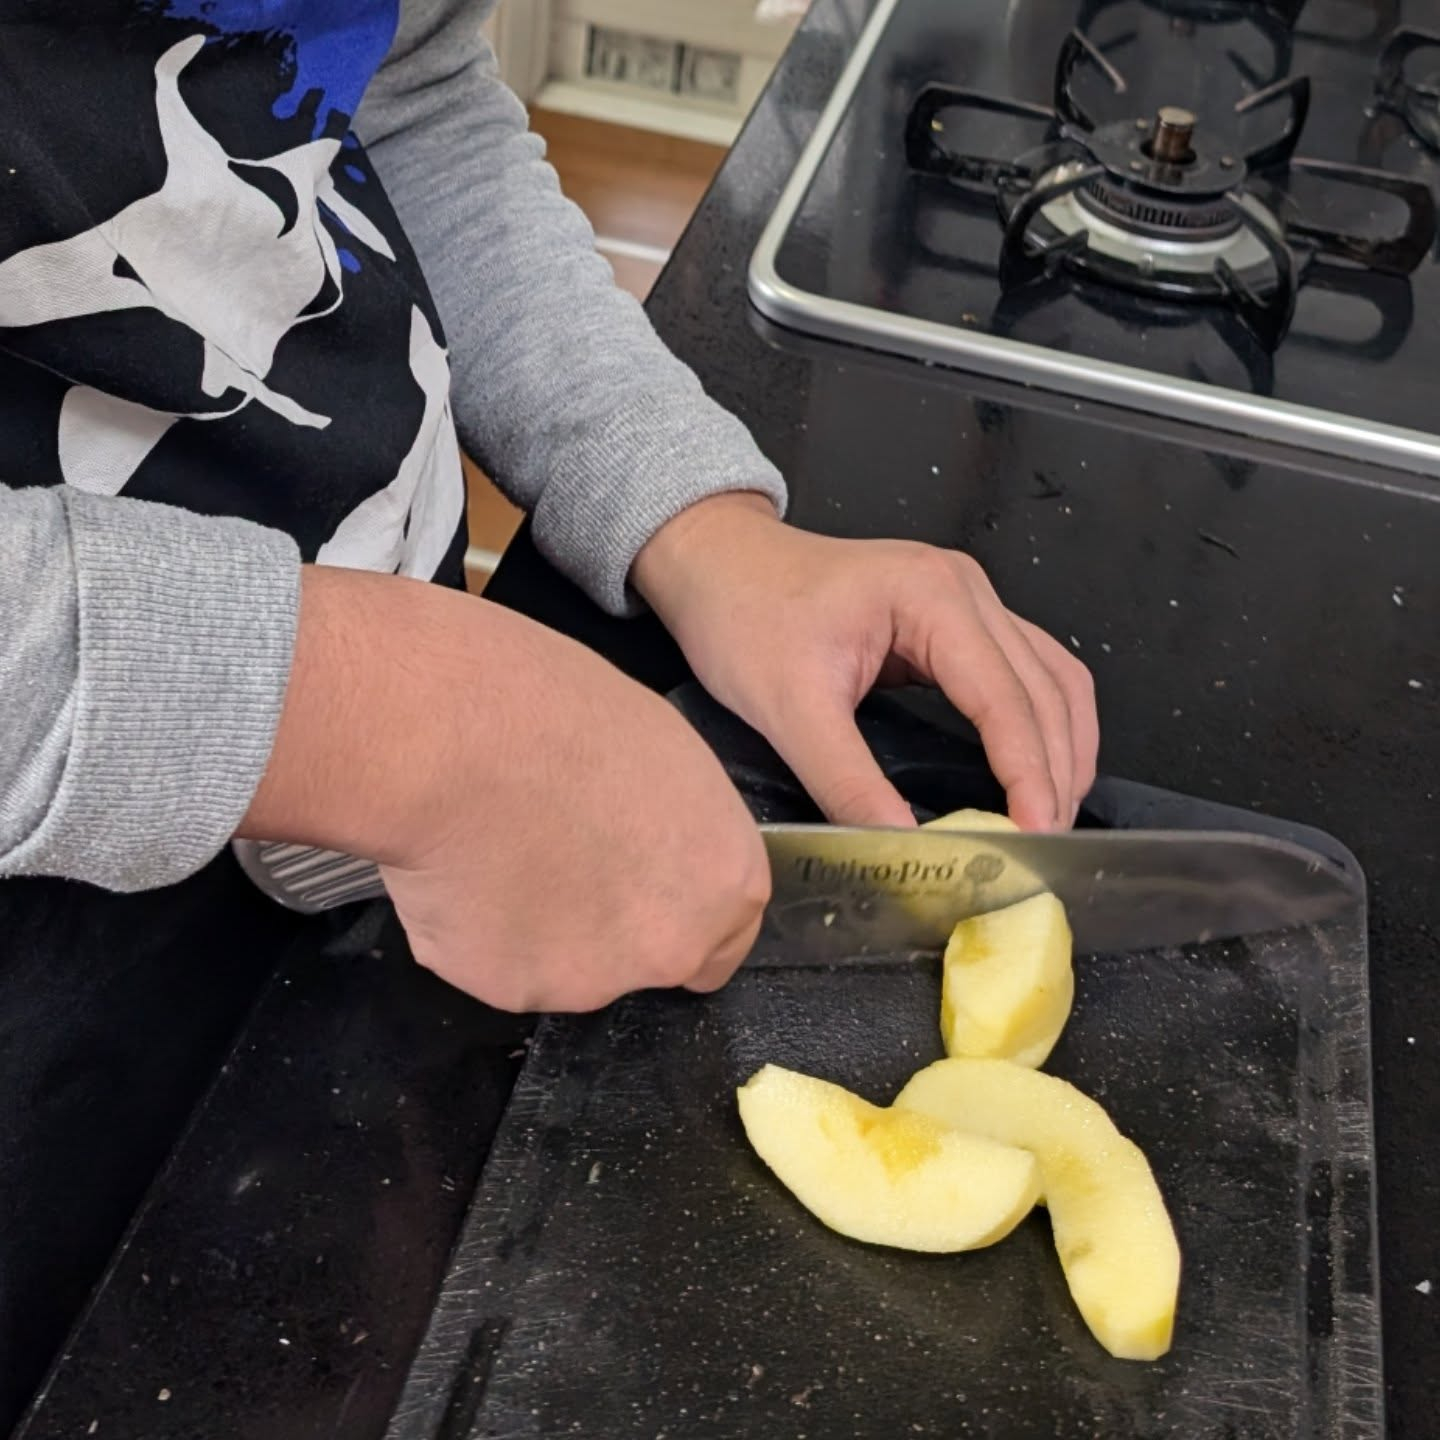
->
xmin=750 ymin=0 xmax=1440 ymax=474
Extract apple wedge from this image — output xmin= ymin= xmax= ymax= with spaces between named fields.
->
xmin=737 ymin=1064 xmax=1040 ymax=1252
xmin=895 ymin=1058 xmax=1180 ymax=1360
xmin=923 ymin=809 xmax=1073 ymax=1067
xmin=923 ymin=807 xmax=1019 ymax=832
xmin=939 ymin=893 xmax=1075 ymax=1068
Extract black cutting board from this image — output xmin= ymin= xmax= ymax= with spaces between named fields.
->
xmin=386 ymin=689 xmax=1381 ymax=1439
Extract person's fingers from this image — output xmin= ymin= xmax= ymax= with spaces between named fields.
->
xmin=681 ymin=803 xmax=773 ymax=992
xmin=905 ymin=598 xmax=1061 ymax=830
xmin=974 ymin=602 xmax=1075 ymax=828
xmin=763 ymin=694 xmax=916 ymax=828
xmin=890 ymin=553 xmax=1060 ymax=829
xmin=1015 ymin=617 xmax=1100 ymax=821
xmin=684 ymin=903 xmax=766 ymax=993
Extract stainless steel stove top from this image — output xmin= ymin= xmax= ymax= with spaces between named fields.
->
xmin=750 ymin=0 xmax=1440 ymax=475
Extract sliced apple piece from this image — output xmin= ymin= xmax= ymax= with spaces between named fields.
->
xmin=939 ymin=893 xmax=1075 ymax=1068
xmin=921 ymin=805 xmax=1045 ymax=915
xmin=737 ymin=1064 xmax=1040 ymax=1252
xmin=894 ymin=1058 xmax=1180 ymax=1360
xmin=923 ymin=807 xmax=1019 ymax=833
xmin=925 ymin=810 xmax=1073 ymax=1067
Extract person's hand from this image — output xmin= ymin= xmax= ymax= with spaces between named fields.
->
xmin=240 ymin=567 xmax=770 ymax=1011
xmin=633 ymin=494 xmax=1098 ymax=832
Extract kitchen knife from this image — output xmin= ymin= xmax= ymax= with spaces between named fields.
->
xmin=234 ymin=824 xmax=1359 ymax=956
xmin=756 ymin=824 xmax=1361 ymax=959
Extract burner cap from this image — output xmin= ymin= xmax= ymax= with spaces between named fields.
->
xmin=1082 ymin=109 xmax=1245 ymax=195
xmin=1071 ymin=108 xmax=1245 ymax=240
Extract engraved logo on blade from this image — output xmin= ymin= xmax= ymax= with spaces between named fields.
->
xmin=755 ymin=835 xmax=1045 ymax=962
xmin=792 ymin=854 xmax=961 ymax=888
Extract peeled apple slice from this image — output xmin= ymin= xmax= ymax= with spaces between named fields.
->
xmin=940 ymin=893 xmax=1075 ymax=1068
xmin=895 ymin=1058 xmax=1180 ymax=1361
xmin=923 ymin=808 xmax=1019 ymax=833
xmin=737 ymin=1065 xmax=1041 ymax=1252
xmin=924 ymin=810 xmax=1074 ymax=1068
xmin=922 ymin=805 xmax=1045 ymax=919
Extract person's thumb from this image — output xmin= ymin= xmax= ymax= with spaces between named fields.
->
xmin=764 ymin=702 xmax=915 ymax=828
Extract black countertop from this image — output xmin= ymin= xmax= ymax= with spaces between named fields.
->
xmin=18 ymin=2 xmax=1439 ymax=1436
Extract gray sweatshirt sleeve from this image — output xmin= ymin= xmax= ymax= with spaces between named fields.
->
xmin=0 ymin=485 xmax=300 ymax=891
xmin=354 ymin=0 xmax=788 ymax=616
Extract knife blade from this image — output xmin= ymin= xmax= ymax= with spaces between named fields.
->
xmin=755 ymin=824 xmax=1361 ymax=961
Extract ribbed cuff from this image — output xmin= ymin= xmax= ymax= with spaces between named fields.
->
xmin=530 ymin=392 xmax=789 ymax=616
xmin=8 ymin=492 xmax=302 ymax=892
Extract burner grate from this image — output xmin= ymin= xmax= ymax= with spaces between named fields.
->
xmin=1375 ymin=28 xmax=1440 ymax=155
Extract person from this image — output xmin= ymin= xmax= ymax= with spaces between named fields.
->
xmin=0 ymin=0 xmax=1096 ymax=1421
xmin=1 ymin=0 xmax=1096 ymax=1008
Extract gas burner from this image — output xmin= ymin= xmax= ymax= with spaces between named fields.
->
xmin=904 ymin=32 xmax=1436 ymax=350
xmin=1021 ymin=154 xmax=1278 ymax=281
xmin=1060 ymin=108 xmax=1251 ymax=242
xmin=1375 ymin=29 xmax=1440 ymax=155
xmin=996 ymin=94 xmax=1294 ymax=324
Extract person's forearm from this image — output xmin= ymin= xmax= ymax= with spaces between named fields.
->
xmin=239 ymin=567 xmax=475 ymax=863
xmin=355 ymin=0 xmax=787 ymax=615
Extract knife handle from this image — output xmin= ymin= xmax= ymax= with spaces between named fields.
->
xmin=231 ymin=839 xmax=386 ymax=914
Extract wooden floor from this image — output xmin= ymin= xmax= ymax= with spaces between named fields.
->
xmin=535 ymin=109 xmax=725 ymax=266
xmin=463 ymin=110 xmax=727 ymax=586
